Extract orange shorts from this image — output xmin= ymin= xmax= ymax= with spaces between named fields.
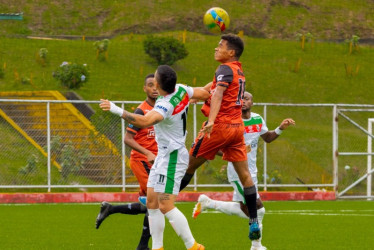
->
xmin=129 ymin=159 xmax=152 ymax=196
xmin=190 ymin=122 xmax=247 ymax=162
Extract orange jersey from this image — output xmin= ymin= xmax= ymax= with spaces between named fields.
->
xmin=126 ymin=100 xmax=158 ymax=161
xmin=201 ymin=61 xmax=245 ymax=124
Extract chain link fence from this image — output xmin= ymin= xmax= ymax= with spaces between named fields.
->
xmin=0 ymin=99 xmax=373 ymax=197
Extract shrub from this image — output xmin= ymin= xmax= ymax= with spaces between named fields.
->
xmin=143 ymin=36 xmax=188 ymax=65
xmin=37 ymin=48 xmax=48 ymax=66
xmin=93 ymin=39 xmax=110 ymax=61
xmin=53 ymin=62 xmax=89 ymax=89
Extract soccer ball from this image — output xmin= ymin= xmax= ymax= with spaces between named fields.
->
xmin=203 ymin=7 xmax=230 ymax=34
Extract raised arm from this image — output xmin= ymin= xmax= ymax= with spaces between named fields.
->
xmin=100 ymin=99 xmax=163 ymax=128
xmin=261 ymin=118 xmax=295 ymax=143
xmin=201 ymin=85 xmax=226 ymax=137
xmin=191 ymin=87 xmax=211 ymax=101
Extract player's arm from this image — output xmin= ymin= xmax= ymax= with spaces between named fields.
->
xmin=189 ymin=82 xmax=212 ymax=104
xmin=124 ymin=132 xmax=156 ymax=163
xmin=191 ymin=86 xmax=211 ymax=101
xmin=261 ymin=118 xmax=295 ymax=143
xmin=201 ymin=85 xmax=226 ymax=137
xmin=100 ymin=99 xmax=164 ymax=128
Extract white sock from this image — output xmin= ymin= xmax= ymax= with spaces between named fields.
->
xmin=148 ymin=209 xmax=165 ymax=249
xmin=252 ymin=207 xmax=266 ymax=248
xmin=211 ymin=200 xmax=248 ymax=219
xmin=165 ymin=207 xmax=195 ymax=249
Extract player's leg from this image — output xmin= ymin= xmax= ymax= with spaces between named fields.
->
xmin=182 ymin=122 xmax=225 ymax=191
xmin=251 ymin=198 xmax=266 ymax=250
xmin=147 ymin=169 xmax=165 ymax=250
xmin=95 ymin=201 xmax=147 ymax=229
xmin=180 ymin=155 xmax=206 ymax=190
xmin=192 ymin=193 xmax=248 ymax=219
xmin=96 ymin=159 xmax=150 ymax=230
xmin=232 ymin=160 xmax=260 ymax=239
xmin=156 ymin=148 xmax=204 ymax=249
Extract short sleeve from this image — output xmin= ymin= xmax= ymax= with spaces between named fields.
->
xmin=215 ymin=65 xmax=233 ymax=88
xmin=260 ymin=117 xmax=269 ymax=135
xmin=153 ymin=100 xmax=173 ymax=119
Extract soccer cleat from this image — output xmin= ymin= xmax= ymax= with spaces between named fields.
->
xmin=138 ymin=196 xmax=147 ymax=206
xmin=192 ymin=194 xmax=211 ymax=219
xmin=250 ymin=246 xmax=267 ymax=250
xmin=249 ymin=221 xmax=261 ymax=240
xmin=95 ymin=201 xmax=112 ymax=229
xmin=188 ymin=242 xmax=205 ymax=250
xmin=152 ymin=248 xmax=163 ymax=250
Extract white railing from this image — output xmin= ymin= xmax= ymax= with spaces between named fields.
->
xmin=0 ymin=99 xmax=373 ymax=198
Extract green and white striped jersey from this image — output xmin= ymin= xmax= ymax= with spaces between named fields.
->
xmin=153 ymin=84 xmax=193 ymax=152
xmin=228 ymin=112 xmax=268 ymax=180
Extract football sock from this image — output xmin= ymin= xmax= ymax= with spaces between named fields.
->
xmin=137 ymin=213 xmax=151 ymax=249
xmin=211 ymin=200 xmax=248 ymax=219
xmin=110 ymin=202 xmax=147 ymax=215
xmin=243 ymin=186 xmax=258 ymax=223
xmin=165 ymin=207 xmax=195 ymax=249
xmin=180 ymin=173 xmax=194 ymax=191
xmin=252 ymin=207 xmax=266 ymax=248
xmin=148 ymin=209 xmax=165 ymax=249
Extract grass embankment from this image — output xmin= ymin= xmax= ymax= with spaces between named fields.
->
xmin=0 ymin=32 xmax=373 ymax=192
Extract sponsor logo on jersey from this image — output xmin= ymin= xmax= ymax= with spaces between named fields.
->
xmin=156 ymin=105 xmax=168 ymax=113
xmin=244 ymin=124 xmax=263 ymax=133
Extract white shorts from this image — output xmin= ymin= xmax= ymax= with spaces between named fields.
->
xmin=227 ymin=163 xmax=260 ymax=201
xmin=147 ymin=147 xmax=189 ymax=195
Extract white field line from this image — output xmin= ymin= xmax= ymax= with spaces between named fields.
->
xmin=199 ymin=209 xmax=374 ymax=217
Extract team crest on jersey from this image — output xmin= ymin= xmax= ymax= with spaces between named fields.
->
xmin=148 ymin=129 xmax=155 ymax=138
xmin=244 ymin=124 xmax=262 ymax=133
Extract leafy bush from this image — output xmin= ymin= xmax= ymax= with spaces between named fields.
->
xmin=93 ymin=39 xmax=110 ymax=61
xmin=143 ymin=36 xmax=188 ymax=65
xmin=37 ymin=48 xmax=48 ymax=66
xmin=53 ymin=62 xmax=89 ymax=89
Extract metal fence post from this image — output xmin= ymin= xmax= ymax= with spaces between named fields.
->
xmin=368 ymin=119 xmax=373 ymax=199
xmin=121 ymin=103 xmax=126 ymax=192
xmin=333 ymin=105 xmax=338 ymax=194
xmin=263 ymin=105 xmax=267 ymax=191
xmin=47 ymin=102 xmax=51 ymax=192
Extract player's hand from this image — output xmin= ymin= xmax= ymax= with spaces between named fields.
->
xmin=189 ymin=98 xmax=199 ymax=104
xmin=279 ymin=118 xmax=295 ymax=130
xmin=99 ymin=99 xmax=111 ymax=111
xmin=201 ymin=121 xmax=214 ymax=138
xmin=146 ymin=152 xmax=156 ymax=164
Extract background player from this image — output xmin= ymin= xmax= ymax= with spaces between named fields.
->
xmin=192 ymin=91 xmax=295 ymax=250
xmin=95 ymin=73 xmax=158 ymax=250
xmin=179 ymin=34 xmax=261 ymax=240
xmin=100 ymin=65 xmax=210 ymax=250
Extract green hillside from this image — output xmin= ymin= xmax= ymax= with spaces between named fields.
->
xmin=1 ymin=0 xmax=374 ymax=40
xmin=1 ymin=0 xmax=373 ymax=193
xmin=0 ymin=32 xmax=373 ymax=104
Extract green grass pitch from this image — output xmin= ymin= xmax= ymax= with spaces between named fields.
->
xmin=1 ymin=200 xmax=373 ymax=249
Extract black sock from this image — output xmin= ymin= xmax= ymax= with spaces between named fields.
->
xmin=136 ymin=213 xmax=151 ymax=250
xmin=244 ymin=186 xmax=258 ymax=223
xmin=110 ymin=202 xmax=147 ymax=215
xmin=179 ymin=173 xmax=194 ymax=191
